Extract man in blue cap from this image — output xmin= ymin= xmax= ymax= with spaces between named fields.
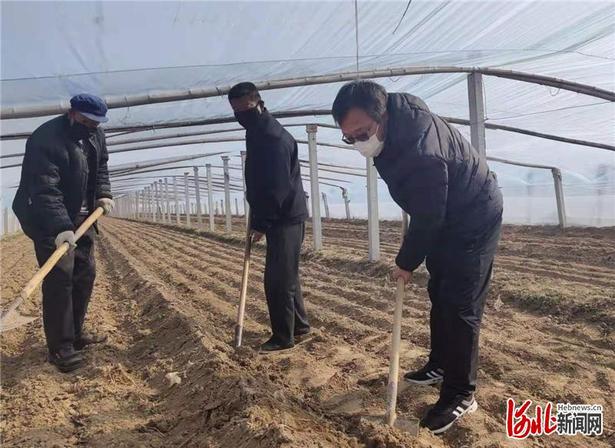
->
xmin=13 ymin=93 xmax=114 ymax=373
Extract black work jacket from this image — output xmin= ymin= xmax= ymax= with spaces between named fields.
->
xmin=374 ymin=93 xmax=503 ymax=271
xmin=244 ymin=111 xmax=308 ymax=233
xmin=13 ymin=114 xmax=112 ymax=239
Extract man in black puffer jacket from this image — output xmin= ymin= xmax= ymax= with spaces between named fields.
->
xmin=13 ymin=94 xmax=114 ymax=373
xmin=228 ymin=82 xmax=310 ymax=352
xmin=332 ymin=81 xmax=503 ymax=434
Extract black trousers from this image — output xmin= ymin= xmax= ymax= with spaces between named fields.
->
xmin=33 ymin=219 xmax=96 ymax=354
xmin=264 ymin=222 xmax=310 ymax=344
xmin=425 ymin=215 xmax=502 ymax=398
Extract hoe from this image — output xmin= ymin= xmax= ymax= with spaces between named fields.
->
xmin=0 ymin=208 xmax=104 ymax=332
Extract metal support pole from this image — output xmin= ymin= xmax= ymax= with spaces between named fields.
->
xmin=173 ymin=177 xmax=180 ymax=225
xmin=193 ymin=166 xmax=203 ymax=227
xmin=164 ymin=178 xmax=170 ymax=223
xmin=366 ymin=157 xmax=380 ymax=261
xmin=146 ymin=187 xmax=152 ymax=221
xmin=158 ymin=180 xmax=164 ymax=222
xmin=135 ymin=191 xmax=140 ymax=220
xmin=143 ymin=188 xmax=148 ymax=220
xmin=322 ymin=192 xmax=330 ymax=219
xmin=8 ymin=209 xmax=15 ymax=233
xmin=202 ymin=189 xmax=208 ymax=215
xmin=341 ymin=187 xmax=351 ymax=220
xmin=142 ymin=189 xmax=146 ymax=220
xmin=222 ymin=156 xmax=232 ymax=232
xmin=241 ymin=150 xmax=249 ymax=226
xmin=551 ymin=168 xmax=567 ymax=229
xmin=468 ymin=71 xmax=487 ymax=158
xmin=307 ymin=124 xmax=322 ymax=250
xmin=154 ymin=181 xmax=162 ymax=221
xmin=235 ymin=197 xmax=239 ymax=216
xmin=151 ymin=183 xmax=157 ymax=222
xmin=206 ymin=164 xmax=215 ymax=231
xmin=184 ymin=172 xmax=191 ymax=227
xmin=3 ymin=208 xmax=9 ymax=236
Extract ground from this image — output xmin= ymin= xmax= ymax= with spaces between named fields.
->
xmin=1 ymin=217 xmax=614 ymax=448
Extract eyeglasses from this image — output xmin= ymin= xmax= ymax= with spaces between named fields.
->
xmin=342 ymin=133 xmax=371 ymax=145
xmin=341 ymin=123 xmax=379 ymax=145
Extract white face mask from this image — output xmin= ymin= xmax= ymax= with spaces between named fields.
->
xmin=353 ymin=126 xmax=384 ymax=158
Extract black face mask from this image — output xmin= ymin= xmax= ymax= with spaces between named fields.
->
xmin=234 ymin=106 xmax=263 ymax=129
xmin=69 ymin=122 xmax=97 ymax=141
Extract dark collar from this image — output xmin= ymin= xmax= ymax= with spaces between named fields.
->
xmin=246 ymin=110 xmax=283 ymax=138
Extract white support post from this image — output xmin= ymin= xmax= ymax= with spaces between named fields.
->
xmin=184 ymin=172 xmax=191 ymax=227
xmin=307 ymin=124 xmax=322 ymax=250
xmin=241 ymin=150 xmax=249 ymax=226
xmin=132 ymin=192 xmax=136 ymax=219
xmin=154 ymin=181 xmax=160 ymax=223
xmin=551 ymin=168 xmax=567 ymax=230
xmin=141 ymin=189 xmax=146 ymax=220
xmin=146 ymin=187 xmax=152 ymax=221
xmin=467 ymin=71 xmax=487 ymax=158
xmin=173 ymin=177 xmax=180 ymax=225
xmin=222 ymin=156 xmax=232 ymax=232
xmin=136 ymin=190 xmax=140 ymax=220
xmin=206 ymin=164 xmax=215 ymax=231
xmin=366 ymin=157 xmax=380 ymax=261
xmin=9 ymin=209 xmax=16 ymax=233
xmin=322 ymin=192 xmax=330 ymax=219
xmin=158 ymin=180 xmax=164 ymax=222
xmin=341 ymin=187 xmax=351 ymax=220
xmin=235 ymin=197 xmax=239 ymax=216
xmin=193 ymin=166 xmax=203 ymax=227
xmin=141 ymin=187 xmax=147 ymax=221
xmin=202 ymin=187 xmax=208 ymax=215
xmin=145 ymin=188 xmax=148 ymax=220
xmin=3 ymin=208 xmax=9 ymax=236
xmin=164 ymin=178 xmax=170 ymax=223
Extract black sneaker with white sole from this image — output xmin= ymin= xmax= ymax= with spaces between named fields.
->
xmin=404 ymin=363 xmax=444 ymax=385
xmin=421 ymin=394 xmax=478 ymax=434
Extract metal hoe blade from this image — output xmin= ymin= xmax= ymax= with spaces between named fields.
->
xmin=0 ymin=308 xmax=37 ymax=332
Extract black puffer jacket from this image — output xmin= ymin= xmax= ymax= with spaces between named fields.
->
xmin=374 ymin=93 xmax=503 ymax=271
xmin=244 ymin=110 xmax=308 ymax=232
xmin=13 ymin=114 xmax=112 ymax=239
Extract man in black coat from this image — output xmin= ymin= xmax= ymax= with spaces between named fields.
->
xmin=228 ymin=82 xmax=310 ymax=352
xmin=332 ymin=81 xmax=503 ymax=434
xmin=13 ymin=94 xmax=114 ymax=373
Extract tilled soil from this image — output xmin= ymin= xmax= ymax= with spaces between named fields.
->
xmin=1 ymin=217 xmax=614 ymax=448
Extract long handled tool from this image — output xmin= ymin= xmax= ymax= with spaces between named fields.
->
xmin=234 ymin=215 xmax=253 ymax=348
xmin=384 ymin=278 xmax=406 ymax=426
xmin=0 ymin=207 xmax=105 ymax=332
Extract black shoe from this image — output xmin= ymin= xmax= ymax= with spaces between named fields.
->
xmin=260 ymin=337 xmax=295 ymax=352
xmin=48 ymin=349 xmax=84 ymax=373
xmin=404 ymin=363 xmax=444 ymax=385
xmin=294 ymin=328 xmax=311 ymax=343
xmin=74 ymin=331 xmax=108 ymax=351
xmin=420 ymin=394 xmax=478 ymax=434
